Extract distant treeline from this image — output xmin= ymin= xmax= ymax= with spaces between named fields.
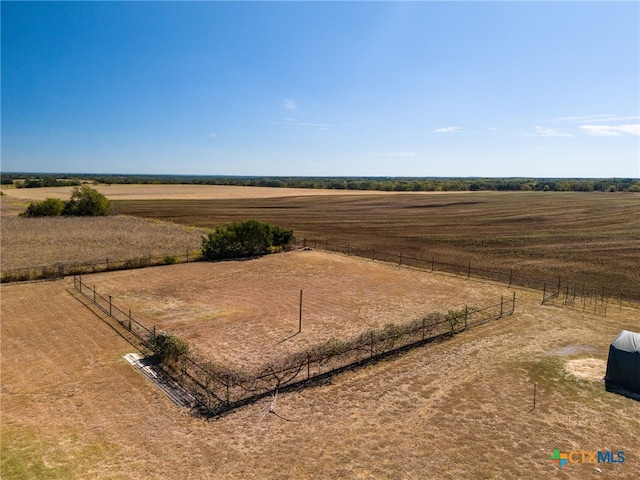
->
xmin=2 ymin=173 xmax=639 ymax=192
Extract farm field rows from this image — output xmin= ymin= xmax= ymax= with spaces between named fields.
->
xmin=111 ymin=190 xmax=640 ymax=302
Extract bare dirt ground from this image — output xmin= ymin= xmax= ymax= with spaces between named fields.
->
xmin=2 ymin=251 xmax=639 ymax=479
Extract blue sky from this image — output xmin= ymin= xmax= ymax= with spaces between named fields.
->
xmin=2 ymin=1 xmax=639 ymax=178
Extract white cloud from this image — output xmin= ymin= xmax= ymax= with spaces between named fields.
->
xmin=433 ymin=126 xmax=461 ymax=134
xmin=580 ymin=124 xmax=640 ymax=136
xmin=284 ymin=99 xmax=296 ymax=110
xmin=522 ymin=126 xmax=573 ymax=137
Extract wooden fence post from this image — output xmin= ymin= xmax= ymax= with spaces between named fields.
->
xmin=467 ymin=262 xmax=471 ymax=278
xmin=500 ymin=295 xmax=504 ymax=317
xmin=370 ymin=332 xmax=374 ymax=358
xmin=109 ymin=295 xmax=112 ymax=315
xmin=93 ymin=285 xmax=96 ymax=303
xmin=464 ymin=306 xmax=468 ymax=328
xmin=431 ymin=256 xmax=434 ymax=271
xmin=128 ymin=309 xmax=132 ymax=330
xmin=508 ymin=269 xmax=513 ymax=288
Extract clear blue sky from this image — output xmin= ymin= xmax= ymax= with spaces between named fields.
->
xmin=2 ymin=1 xmax=639 ymax=178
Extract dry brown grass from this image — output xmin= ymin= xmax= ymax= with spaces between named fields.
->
xmin=82 ymin=250 xmax=514 ymax=371
xmin=0 ymin=216 xmax=206 ymax=271
xmin=2 ymin=251 xmax=639 ymax=479
xmin=1 ymin=184 xmax=405 ymax=204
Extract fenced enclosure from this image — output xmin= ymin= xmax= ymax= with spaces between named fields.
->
xmin=299 ymin=238 xmax=639 ymax=313
xmin=73 ymin=275 xmax=515 ymax=416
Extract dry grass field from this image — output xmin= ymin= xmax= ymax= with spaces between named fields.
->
xmin=78 ymin=250 xmax=515 ymax=371
xmin=2 ymin=185 xmax=640 ymax=479
xmin=2 ymin=255 xmax=639 ymax=479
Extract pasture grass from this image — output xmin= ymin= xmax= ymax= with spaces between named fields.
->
xmin=0 ymin=215 xmax=206 ymax=271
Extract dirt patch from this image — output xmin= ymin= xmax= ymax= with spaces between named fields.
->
xmin=565 ymin=358 xmax=607 ymax=381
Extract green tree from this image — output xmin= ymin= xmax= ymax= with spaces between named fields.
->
xmin=20 ymin=197 xmax=66 ymax=217
xmin=148 ymin=332 xmax=189 ymax=366
xmin=201 ymin=220 xmax=295 ymax=260
xmin=63 ymin=185 xmax=112 ymax=216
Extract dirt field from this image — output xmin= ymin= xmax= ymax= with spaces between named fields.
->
xmin=0 ymin=184 xmax=403 ymax=205
xmin=112 ymin=191 xmax=640 ymax=302
xmin=2 ymin=253 xmax=639 ymax=479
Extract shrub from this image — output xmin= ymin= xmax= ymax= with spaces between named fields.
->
xmin=63 ymin=185 xmax=112 ymax=216
xmin=20 ymin=198 xmax=65 ymax=217
xmin=148 ymin=332 xmax=190 ymax=366
xmin=201 ymin=220 xmax=295 ymax=260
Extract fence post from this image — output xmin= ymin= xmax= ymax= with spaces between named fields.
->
xmin=431 ymin=256 xmax=435 ymax=271
xmin=500 ymin=295 xmax=504 ymax=317
xmin=93 ymin=285 xmax=96 ymax=303
xmin=109 ymin=295 xmax=112 ymax=315
xmin=464 ymin=306 xmax=468 ymax=328
xmin=467 ymin=262 xmax=471 ymax=278
xmin=557 ymin=277 xmax=561 ymax=295
xmin=542 ymin=283 xmax=546 ymax=304
xmin=370 ymin=331 xmax=374 ymax=358
xmin=128 ymin=309 xmax=132 ymax=330
xmin=79 ymin=276 xmax=82 ymax=293
xmin=508 ymin=269 xmax=513 ymax=288
xmin=399 ymin=252 xmax=402 ymax=266
xmin=512 ymin=292 xmax=516 ymax=313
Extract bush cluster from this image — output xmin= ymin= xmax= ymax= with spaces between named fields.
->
xmin=201 ymin=220 xmax=295 ymax=260
xmin=20 ymin=186 xmax=112 ymax=217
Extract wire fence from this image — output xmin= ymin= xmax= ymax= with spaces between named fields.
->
xmin=299 ymin=238 xmax=639 ymax=313
xmin=2 ymin=250 xmax=203 ymax=283
xmin=72 ymin=275 xmax=515 ymax=416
